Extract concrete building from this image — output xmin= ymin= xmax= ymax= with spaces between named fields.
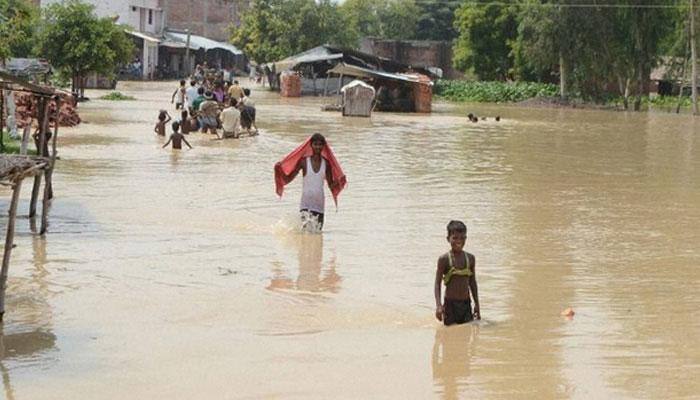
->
xmin=360 ymin=38 xmax=464 ymax=80
xmin=40 ymin=0 xmax=165 ymax=79
xmin=163 ymin=0 xmax=249 ymax=42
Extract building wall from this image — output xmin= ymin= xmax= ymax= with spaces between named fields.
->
xmin=360 ymin=38 xmax=463 ymax=80
xmin=164 ymin=0 xmax=249 ymax=41
xmin=40 ymin=0 xmax=163 ymax=34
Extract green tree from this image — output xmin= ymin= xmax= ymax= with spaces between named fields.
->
xmin=231 ymin=0 xmax=354 ymax=64
xmin=415 ymin=0 xmax=461 ymax=41
xmin=340 ymin=0 xmax=382 ymax=44
xmin=378 ymin=0 xmax=420 ymax=40
xmin=0 ymin=0 xmax=39 ymax=62
xmin=453 ymin=3 xmax=519 ymax=80
xmin=36 ymin=0 xmax=133 ymax=95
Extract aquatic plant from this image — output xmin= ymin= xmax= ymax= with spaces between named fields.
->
xmin=434 ymin=80 xmax=558 ymax=103
xmin=100 ymin=92 xmax=136 ymax=101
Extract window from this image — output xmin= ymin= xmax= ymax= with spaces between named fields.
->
xmin=148 ymin=9 xmax=153 ymax=25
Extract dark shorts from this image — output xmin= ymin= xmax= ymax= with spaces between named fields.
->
xmin=300 ymin=209 xmax=324 ymax=229
xmin=443 ymin=299 xmax=473 ymax=326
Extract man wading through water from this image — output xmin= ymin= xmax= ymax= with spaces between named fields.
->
xmin=274 ymin=133 xmax=347 ymax=231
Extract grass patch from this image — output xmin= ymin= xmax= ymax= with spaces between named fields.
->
xmin=0 ymin=131 xmax=37 ymax=155
xmin=435 ymin=80 xmax=559 ymax=103
xmin=100 ymin=91 xmax=135 ymax=101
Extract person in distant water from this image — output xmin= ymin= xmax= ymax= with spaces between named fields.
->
xmin=171 ymin=79 xmax=187 ymax=110
xmin=185 ymin=80 xmax=199 ymax=114
xmin=154 ymin=110 xmax=171 ymax=136
xmin=434 ymin=220 xmax=480 ymax=326
xmin=238 ymin=88 xmax=258 ymax=135
xmin=191 ymin=87 xmax=206 ymax=116
xmin=274 ymin=133 xmax=346 ymax=231
xmin=227 ymin=79 xmax=244 ymax=102
xmin=218 ymin=97 xmax=241 ymax=139
xmin=212 ymin=80 xmax=226 ymax=103
xmin=198 ymin=91 xmax=220 ymax=134
xmin=162 ymin=121 xmax=192 ymax=150
xmin=178 ymin=110 xmax=191 ymax=134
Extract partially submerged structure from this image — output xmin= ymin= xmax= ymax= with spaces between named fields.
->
xmin=0 ymin=71 xmax=61 ymax=321
xmin=271 ymin=45 xmax=434 ymax=113
xmin=341 ymin=80 xmax=375 ymax=117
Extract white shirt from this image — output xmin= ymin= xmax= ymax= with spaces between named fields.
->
xmin=240 ymin=96 xmax=255 ymax=107
xmin=220 ymin=106 xmax=240 ymax=133
xmin=185 ymin=86 xmax=198 ymax=108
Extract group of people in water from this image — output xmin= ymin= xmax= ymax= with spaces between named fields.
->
xmin=157 ymin=72 xmax=259 ymax=149
xmin=155 ymin=71 xmax=481 ymax=327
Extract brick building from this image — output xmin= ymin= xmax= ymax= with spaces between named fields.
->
xmin=163 ymin=0 xmax=249 ymax=42
xmin=360 ymin=38 xmax=463 ymax=80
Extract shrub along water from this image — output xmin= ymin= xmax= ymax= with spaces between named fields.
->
xmin=435 ymin=80 xmax=559 ymax=103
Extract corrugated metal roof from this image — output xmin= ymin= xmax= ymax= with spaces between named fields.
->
xmin=125 ymin=30 xmax=162 ymax=43
xmin=328 ymin=63 xmax=433 ymax=85
xmin=164 ymin=31 xmax=242 ymax=55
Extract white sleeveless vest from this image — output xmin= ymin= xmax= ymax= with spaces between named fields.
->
xmin=300 ymin=157 xmax=326 ymax=213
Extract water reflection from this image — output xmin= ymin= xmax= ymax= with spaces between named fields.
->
xmin=431 ymin=324 xmax=479 ymax=400
xmin=268 ymin=233 xmax=341 ymax=294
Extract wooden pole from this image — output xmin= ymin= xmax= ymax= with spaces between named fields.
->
xmin=692 ymin=0 xmax=698 ymax=115
xmin=40 ymin=97 xmax=60 ymax=234
xmin=0 ymin=90 xmax=5 ymax=153
xmin=323 ymin=74 xmax=330 ymax=97
xmin=29 ymin=97 xmax=49 ymax=218
xmin=19 ymin=126 xmax=29 ymax=155
xmin=0 ymin=179 xmax=24 ymax=322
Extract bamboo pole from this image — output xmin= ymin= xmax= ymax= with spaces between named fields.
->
xmin=692 ymin=0 xmax=698 ymax=115
xmin=1 ymin=90 xmax=5 ymax=153
xmin=0 ymin=179 xmax=24 ymax=322
xmin=29 ymin=98 xmax=47 ymax=218
xmin=19 ymin=126 xmax=30 ymax=155
xmin=40 ymin=97 xmax=60 ymax=234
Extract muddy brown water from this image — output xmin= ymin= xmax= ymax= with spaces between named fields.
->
xmin=0 ymin=81 xmax=698 ymax=399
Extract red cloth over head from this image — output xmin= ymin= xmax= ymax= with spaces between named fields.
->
xmin=274 ymin=136 xmax=347 ymax=206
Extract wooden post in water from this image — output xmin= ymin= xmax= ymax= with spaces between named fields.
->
xmin=0 ymin=179 xmax=23 ymax=322
xmin=40 ymin=97 xmax=60 ymax=234
xmin=29 ymin=97 xmax=49 ymax=217
xmin=692 ymin=0 xmax=698 ymax=115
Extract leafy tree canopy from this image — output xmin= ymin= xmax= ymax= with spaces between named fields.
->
xmin=0 ymin=0 xmax=39 ymax=61
xmin=37 ymin=0 xmax=132 ymax=78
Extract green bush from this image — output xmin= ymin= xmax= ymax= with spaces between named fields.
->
xmin=434 ymin=80 xmax=559 ymax=103
xmin=100 ymin=91 xmax=135 ymax=101
xmin=0 ymin=131 xmax=37 ymax=155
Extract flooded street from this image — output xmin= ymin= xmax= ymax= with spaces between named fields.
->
xmin=1 ymin=80 xmax=699 ymax=399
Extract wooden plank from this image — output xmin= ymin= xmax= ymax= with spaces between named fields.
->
xmin=0 ymin=71 xmax=55 ymax=96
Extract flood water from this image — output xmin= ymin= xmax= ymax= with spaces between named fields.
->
xmin=1 ymin=80 xmax=698 ymax=399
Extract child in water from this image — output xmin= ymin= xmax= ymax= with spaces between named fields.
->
xmin=434 ymin=220 xmax=480 ymax=325
xmin=162 ymin=121 xmax=192 ymax=150
xmin=154 ymin=110 xmax=171 ymax=136
xmin=171 ymin=79 xmax=187 ymax=110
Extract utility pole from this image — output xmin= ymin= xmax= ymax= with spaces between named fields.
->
xmin=185 ymin=29 xmax=191 ymax=77
xmin=692 ymin=0 xmax=698 ymax=115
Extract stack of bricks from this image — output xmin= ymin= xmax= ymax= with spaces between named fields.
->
xmin=12 ymin=92 xmax=81 ymax=128
xmin=412 ymin=74 xmax=433 ymax=113
xmin=280 ymin=71 xmax=302 ymax=97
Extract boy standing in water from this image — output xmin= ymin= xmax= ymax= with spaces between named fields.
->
xmin=274 ymin=133 xmax=346 ymax=230
xmin=154 ymin=110 xmax=171 ymax=136
xmin=434 ymin=220 xmax=480 ymax=325
xmin=171 ymin=80 xmax=186 ymax=109
xmin=162 ymin=121 xmax=192 ymax=150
